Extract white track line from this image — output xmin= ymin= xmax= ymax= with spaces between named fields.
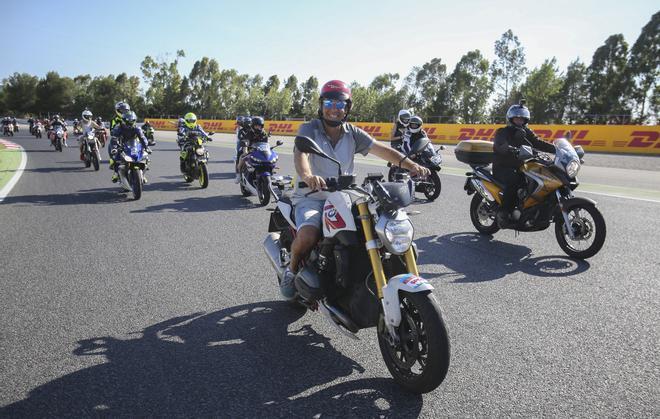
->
xmin=0 ymin=140 xmax=27 ymax=203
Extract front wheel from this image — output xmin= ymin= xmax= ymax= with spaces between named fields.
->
xmin=92 ymin=151 xmax=100 ymax=171
xmin=469 ymin=194 xmax=500 ymax=234
xmin=257 ymin=176 xmax=271 ymax=206
xmin=555 ymin=204 xmax=606 ymax=259
xmin=130 ymin=168 xmax=143 ymax=200
xmin=377 ymin=291 xmax=450 ymax=394
xmin=423 ymin=171 xmax=442 ymax=201
xmin=198 ymin=162 xmax=209 ymax=189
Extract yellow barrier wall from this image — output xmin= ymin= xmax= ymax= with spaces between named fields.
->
xmin=145 ymin=118 xmax=660 ymax=155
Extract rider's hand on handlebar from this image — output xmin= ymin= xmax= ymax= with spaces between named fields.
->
xmin=303 ymin=174 xmax=326 ymax=191
xmin=409 ymin=163 xmax=430 ymax=178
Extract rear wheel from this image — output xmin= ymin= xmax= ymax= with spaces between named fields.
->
xmin=555 ymin=204 xmax=606 ymax=259
xmin=423 ymin=171 xmax=442 ymax=201
xmin=469 ymin=194 xmax=500 ymax=235
xmin=377 ymin=291 xmax=450 ymax=394
xmin=198 ymin=162 xmax=209 ymax=189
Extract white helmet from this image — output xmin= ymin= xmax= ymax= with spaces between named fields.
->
xmin=408 ymin=115 xmax=423 ymax=133
xmin=397 ymin=109 xmax=412 ymax=126
xmin=82 ymin=110 xmax=93 ymax=121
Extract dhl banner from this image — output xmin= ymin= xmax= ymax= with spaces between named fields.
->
xmin=145 ymin=119 xmax=660 ymax=155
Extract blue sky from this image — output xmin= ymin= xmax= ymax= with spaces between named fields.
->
xmin=3 ymin=0 xmax=657 ymax=87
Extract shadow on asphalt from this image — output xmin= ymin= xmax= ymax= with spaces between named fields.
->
xmin=131 ymin=194 xmax=255 ymax=213
xmin=1 ymin=187 xmax=127 ymax=206
xmin=0 ymin=302 xmax=423 ymax=417
xmin=415 ymin=232 xmax=590 ymax=282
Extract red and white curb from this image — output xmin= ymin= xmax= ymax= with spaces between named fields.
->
xmin=0 ymin=139 xmax=27 ymax=203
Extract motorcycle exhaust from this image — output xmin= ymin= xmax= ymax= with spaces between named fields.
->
xmin=263 ymin=233 xmax=285 ymax=280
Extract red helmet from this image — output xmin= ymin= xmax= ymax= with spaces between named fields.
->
xmin=320 ymin=80 xmax=352 ymax=102
xmin=318 ymin=80 xmax=352 ymax=126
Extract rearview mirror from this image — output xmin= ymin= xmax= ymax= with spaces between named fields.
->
xmin=295 ymin=136 xmax=325 ymax=156
xmin=276 ymin=140 xmax=284 ymax=146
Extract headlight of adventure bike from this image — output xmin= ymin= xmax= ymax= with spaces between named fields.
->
xmin=195 ymin=147 xmax=205 ymax=156
xmin=375 ymin=213 xmax=414 ymax=255
xmin=565 ymin=159 xmax=580 ymax=178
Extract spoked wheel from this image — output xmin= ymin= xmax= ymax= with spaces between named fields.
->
xmin=377 ymin=291 xmax=450 ymax=394
xmin=84 ymin=151 xmax=91 ymax=168
xmin=469 ymin=194 xmax=500 ymax=234
xmin=555 ymin=204 xmax=606 ymax=259
xmin=198 ymin=162 xmax=209 ymax=189
xmin=422 ymin=171 xmax=442 ymax=201
xmin=257 ymin=176 xmax=271 ymax=206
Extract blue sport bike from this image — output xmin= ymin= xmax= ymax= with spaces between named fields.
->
xmin=238 ymin=140 xmax=285 ymax=206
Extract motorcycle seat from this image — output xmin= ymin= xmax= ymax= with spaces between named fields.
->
xmin=475 ymin=167 xmax=505 ymax=189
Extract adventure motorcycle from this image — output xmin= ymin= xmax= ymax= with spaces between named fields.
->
xmin=116 ymin=137 xmax=150 ymax=200
xmin=81 ymin=130 xmax=102 ymax=171
xmin=456 ymin=138 xmax=606 ymax=259
xmin=180 ymin=131 xmax=213 ymax=188
xmin=263 ymin=135 xmax=450 ymax=394
xmin=388 ymin=138 xmax=444 ymax=201
xmin=239 ymin=139 xmax=284 ymax=206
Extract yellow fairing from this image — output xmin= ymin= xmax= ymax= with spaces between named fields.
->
xmin=522 ymin=162 xmax=563 ymax=208
xmin=482 ymin=181 xmax=503 ymax=205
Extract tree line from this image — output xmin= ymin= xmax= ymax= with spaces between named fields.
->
xmin=1 ymin=12 xmax=657 ymax=125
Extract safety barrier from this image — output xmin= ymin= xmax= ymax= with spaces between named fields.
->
xmin=145 ymin=118 xmax=660 ymax=155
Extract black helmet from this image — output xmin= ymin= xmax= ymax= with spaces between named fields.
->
xmin=251 ymin=116 xmax=265 ymax=129
xmin=408 ymin=116 xmax=423 ymax=133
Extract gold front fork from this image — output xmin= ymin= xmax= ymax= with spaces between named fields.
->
xmin=356 ymin=201 xmax=387 ymax=298
xmin=357 ymin=201 xmax=420 ymax=297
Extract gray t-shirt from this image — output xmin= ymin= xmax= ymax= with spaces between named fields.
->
xmin=295 ymin=119 xmax=374 ymax=180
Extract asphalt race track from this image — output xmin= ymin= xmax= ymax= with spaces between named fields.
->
xmin=1 ymin=126 xmax=659 ymax=417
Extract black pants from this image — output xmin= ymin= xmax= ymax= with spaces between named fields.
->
xmin=493 ymin=166 xmax=524 ymax=212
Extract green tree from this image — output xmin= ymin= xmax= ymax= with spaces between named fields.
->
xmin=140 ymin=50 xmax=185 ymax=116
xmin=625 ymin=11 xmax=659 ymax=123
xmin=450 ymin=50 xmax=491 ymax=123
xmin=405 ymin=58 xmax=452 ymax=120
xmin=519 ymin=58 xmax=563 ymax=123
xmin=300 ymin=76 xmax=319 ymax=119
xmin=2 ymin=72 xmax=39 ymax=114
xmin=264 ymin=75 xmax=280 ymax=95
xmin=491 ymin=29 xmax=527 ymax=111
xmin=187 ymin=57 xmax=222 ymax=116
xmin=586 ymin=34 xmax=630 ymax=122
xmin=35 ymin=72 xmax=75 ymax=116
xmin=349 ymin=83 xmax=378 ymax=121
xmin=558 ymin=58 xmax=589 ymax=123
xmin=284 ymin=75 xmax=302 ymax=116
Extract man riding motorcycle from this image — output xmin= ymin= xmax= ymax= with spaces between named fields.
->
xmin=279 ymin=79 xmax=430 ymax=299
xmin=109 ymin=111 xmax=151 ymax=183
xmin=493 ymin=100 xmax=556 ymax=227
xmin=178 ymin=112 xmax=211 ymax=173
xmin=141 ymin=120 xmax=155 ymax=145
xmin=108 ymin=101 xmax=131 ymax=175
xmin=48 ymin=115 xmax=68 ymax=146
xmin=235 ymin=116 xmax=269 ymax=183
xmin=77 ymin=110 xmax=103 ymax=161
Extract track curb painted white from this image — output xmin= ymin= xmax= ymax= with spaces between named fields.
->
xmin=0 ymin=139 xmax=27 ymax=203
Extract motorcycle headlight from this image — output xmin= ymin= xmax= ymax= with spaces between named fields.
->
xmin=195 ymin=147 xmax=205 ymax=156
xmin=375 ymin=213 xmax=414 ymax=255
xmin=122 ymin=154 xmax=133 ymax=162
xmin=566 ymin=159 xmax=580 ymax=178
